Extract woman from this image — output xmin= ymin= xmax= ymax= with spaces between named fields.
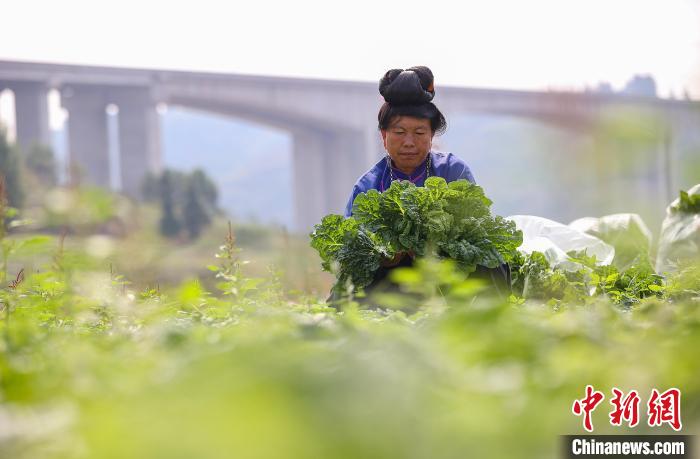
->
xmin=345 ymin=66 xmax=475 ymax=220
xmin=344 ymin=66 xmax=511 ymax=299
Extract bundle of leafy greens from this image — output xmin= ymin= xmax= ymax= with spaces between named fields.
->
xmin=310 ymin=177 xmax=523 ymax=295
xmin=509 ymin=251 xmax=587 ymax=304
xmin=672 ymin=189 xmax=700 ymax=214
xmin=656 ymin=183 xmax=700 ymax=274
xmin=510 ymin=249 xmax=665 ymax=307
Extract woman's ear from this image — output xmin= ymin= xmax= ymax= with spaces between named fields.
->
xmin=380 ymin=130 xmax=387 ymax=149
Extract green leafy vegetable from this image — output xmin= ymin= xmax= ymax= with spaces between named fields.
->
xmin=673 ymin=190 xmax=700 ymax=214
xmin=511 ymin=249 xmax=665 ymax=307
xmin=310 ymin=177 xmax=523 ymax=293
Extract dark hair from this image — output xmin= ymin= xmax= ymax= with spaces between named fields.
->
xmin=377 ymin=66 xmax=447 ymax=135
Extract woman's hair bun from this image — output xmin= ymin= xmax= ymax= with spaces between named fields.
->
xmin=379 ymin=66 xmax=435 ymax=105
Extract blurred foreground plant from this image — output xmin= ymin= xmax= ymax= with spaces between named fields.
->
xmin=0 ymin=186 xmax=699 ymax=459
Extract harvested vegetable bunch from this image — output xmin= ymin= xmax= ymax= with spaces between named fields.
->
xmin=510 ymin=250 xmax=665 ymax=307
xmin=310 ymin=177 xmax=523 ymax=294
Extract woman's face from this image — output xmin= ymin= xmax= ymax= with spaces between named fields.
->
xmin=381 ymin=116 xmax=433 ymax=175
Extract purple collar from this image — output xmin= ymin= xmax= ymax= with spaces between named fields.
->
xmin=380 ymin=153 xmax=431 ymax=192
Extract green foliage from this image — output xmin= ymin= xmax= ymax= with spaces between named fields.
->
xmin=24 ymin=143 xmax=56 ymax=187
xmin=189 ymin=168 xmax=218 ymax=211
xmin=147 ymin=168 xmax=219 ymax=240
xmin=656 ymin=184 xmax=700 ymax=274
xmin=572 ymin=214 xmax=653 ymax=270
xmin=589 ymin=260 xmax=665 ymax=307
xmin=664 ymin=261 xmax=700 ymax=300
xmin=140 ymin=170 xmax=163 ymax=202
xmin=673 ymin=189 xmax=700 ymax=214
xmin=43 ymin=186 xmax=122 ymax=231
xmin=158 ymin=170 xmax=182 ymax=238
xmin=1 ymin=177 xmax=699 ymax=459
xmin=0 ymin=220 xmax=699 ymax=459
xmin=520 ymin=252 xmax=575 ymax=300
xmin=510 ymin=249 xmax=665 ymax=307
xmin=311 ymin=178 xmax=522 ymax=293
xmin=209 ymin=222 xmax=267 ymax=299
xmin=310 ymin=214 xmax=389 ymax=296
xmin=182 ymin=179 xmax=211 ymax=239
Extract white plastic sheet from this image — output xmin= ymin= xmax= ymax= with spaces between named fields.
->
xmin=507 ymin=215 xmax=615 ymax=271
xmin=569 ymin=213 xmax=652 ymax=270
xmin=656 ymin=184 xmax=700 ymax=274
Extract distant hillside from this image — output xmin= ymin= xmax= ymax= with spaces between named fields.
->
xmin=161 ymin=108 xmax=293 ymax=227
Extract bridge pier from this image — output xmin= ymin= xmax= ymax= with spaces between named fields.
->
xmin=292 ymin=130 xmax=328 ymax=232
xmin=10 ymin=81 xmax=50 ymax=149
xmin=326 ymin=130 xmax=368 ymax=215
xmin=291 ymin=128 xmax=369 ymax=232
xmin=61 ymin=85 xmax=110 ymax=187
xmin=111 ymin=88 xmax=162 ymax=198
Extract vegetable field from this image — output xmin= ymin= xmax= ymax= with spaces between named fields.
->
xmin=1 ymin=182 xmax=699 ymax=459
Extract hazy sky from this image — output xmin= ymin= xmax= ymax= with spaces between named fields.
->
xmin=1 ymin=0 xmax=699 ymax=96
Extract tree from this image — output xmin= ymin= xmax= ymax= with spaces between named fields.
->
xmin=182 ymin=179 xmax=211 ymax=239
xmin=147 ymin=167 xmax=219 ymax=240
xmin=25 ymin=143 xmax=56 ymax=187
xmin=0 ymin=127 xmax=24 ymax=209
xmin=141 ymin=171 xmax=161 ymax=202
xmin=189 ymin=168 xmax=218 ymax=212
xmin=158 ymin=171 xmax=181 ymax=238
xmin=142 ymin=169 xmax=188 ymax=203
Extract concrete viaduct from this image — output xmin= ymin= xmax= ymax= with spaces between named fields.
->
xmin=1 ymin=59 xmax=698 ymax=231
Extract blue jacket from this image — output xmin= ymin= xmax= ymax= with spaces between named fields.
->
xmin=344 ymin=151 xmax=476 ymax=217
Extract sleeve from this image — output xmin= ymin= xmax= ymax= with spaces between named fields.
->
xmin=344 ymin=185 xmax=360 ymax=218
xmin=446 ymin=156 xmax=477 ymax=185
xmin=461 ymin=165 xmax=476 ymax=184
